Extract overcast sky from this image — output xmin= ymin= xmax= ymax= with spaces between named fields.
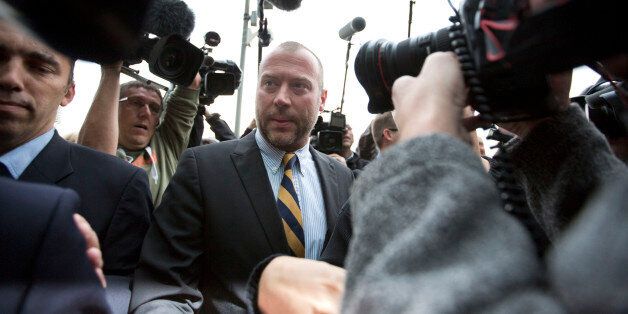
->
xmin=56 ymin=0 xmax=599 ymax=150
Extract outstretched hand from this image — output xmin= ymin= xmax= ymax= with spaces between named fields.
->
xmin=258 ymin=256 xmax=345 ymax=314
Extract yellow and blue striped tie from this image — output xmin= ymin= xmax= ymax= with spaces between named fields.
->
xmin=277 ymin=153 xmax=305 ymax=257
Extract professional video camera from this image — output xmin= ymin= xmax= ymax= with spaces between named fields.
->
xmin=124 ymin=30 xmax=242 ymax=102
xmin=354 ymin=0 xmax=626 ymax=122
xmin=198 ymin=32 xmax=242 ymax=105
xmin=311 ymin=111 xmax=347 ymax=154
xmin=125 ymin=34 xmax=204 ymax=87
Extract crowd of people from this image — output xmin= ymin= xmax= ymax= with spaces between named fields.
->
xmin=1 ymin=0 xmax=627 ymax=313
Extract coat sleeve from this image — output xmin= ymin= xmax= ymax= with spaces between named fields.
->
xmin=130 ymin=148 xmax=205 ymax=313
xmin=101 ymin=168 xmax=153 ymax=276
xmin=342 ymin=134 xmax=564 ymax=313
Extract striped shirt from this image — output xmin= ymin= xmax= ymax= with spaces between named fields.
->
xmin=255 ymin=130 xmax=327 ymax=260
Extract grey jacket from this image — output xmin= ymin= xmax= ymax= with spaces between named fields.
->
xmin=343 ymin=106 xmax=627 ymax=313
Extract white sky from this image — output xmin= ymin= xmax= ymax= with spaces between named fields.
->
xmin=56 ymin=0 xmax=599 ymax=152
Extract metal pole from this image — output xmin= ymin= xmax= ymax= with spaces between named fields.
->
xmin=408 ymin=0 xmax=415 ymax=38
xmin=235 ymin=0 xmax=251 ymax=135
xmin=339 ymin=40 xmax=352 ymax=113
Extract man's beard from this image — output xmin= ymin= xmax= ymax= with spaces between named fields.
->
xmin=258 ymin=109 xmax=317 ymax=152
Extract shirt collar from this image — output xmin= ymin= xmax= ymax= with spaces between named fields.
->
xmin=255 ymin=129 xmax=310 ymax=175
xmin=0 ymin=128 xmax=55 ymax=179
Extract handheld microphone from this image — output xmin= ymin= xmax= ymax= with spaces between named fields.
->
xmin=265 ymin=0 xmax=302 ymax=11
xmin=143 ymin=0 xmax=195 ymax=39
xmin=339 ymin=17 xmax=366 ymax=41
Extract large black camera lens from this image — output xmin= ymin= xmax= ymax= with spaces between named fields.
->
xmin=147 ymin=34 xmax=204 ymax=86
xmin=355 ymin=27 xmax=451 ymax=114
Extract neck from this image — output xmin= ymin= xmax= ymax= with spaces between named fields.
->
xmin=341 ymin=148 xmax=352 ymax=159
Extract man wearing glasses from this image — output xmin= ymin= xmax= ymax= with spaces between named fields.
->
xmin=79 ymin=63 xmax=201 ymax=206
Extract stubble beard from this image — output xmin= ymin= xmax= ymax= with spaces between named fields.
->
xmin=258 ymin=110 xmax=317 ymax=152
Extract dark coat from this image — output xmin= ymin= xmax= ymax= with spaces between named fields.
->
xmin=19 ymin=132 xmax=153 ymax=276
xmin=0 ymin=178 xmax=111 ymax=314
xmin=131 ymin=131 xmax=354 ymax=313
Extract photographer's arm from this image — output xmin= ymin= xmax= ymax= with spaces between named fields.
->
xmin=153 ymin=74 xmax=201 ymax=156
xmin=78 ymin=62 xmax=123 ymax=155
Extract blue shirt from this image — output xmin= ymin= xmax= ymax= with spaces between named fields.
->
xmin=0 ymin=128 xmax=55 ymax=179
xmin=255 ymin=130 xmax=327 ymax=260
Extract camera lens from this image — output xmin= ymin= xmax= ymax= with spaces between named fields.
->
xmin=354 ymin=27 xmax=451 ymax=114
xmin=158 ymin=46 xmax=185 ymax=76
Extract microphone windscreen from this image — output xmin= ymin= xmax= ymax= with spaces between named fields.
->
xmin=143 ymin=0 xmax=195 ymax=38
xmin=339 ymin=17 xmax=366 ymax=41
xmin=3 ymin=0 xmax=151 ymax=64
xmin=266 ymin=0 xmax=302 ymax=11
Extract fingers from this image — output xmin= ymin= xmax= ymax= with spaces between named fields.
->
xmin=87 ymin=247 xmax=107 ymax=288
xmin=74 ymin=214 xmax=100 ymax=250
xmin=391 ymin=52 xmax=469 ymax=142
xmin=73 ymin=214 xmax=106 ymax=288
xmin=188 ymin=73 xmax=202 ymax=90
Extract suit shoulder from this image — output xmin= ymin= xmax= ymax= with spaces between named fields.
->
xmin=315 ymin=150 xmax=354 ymax=177
xmin=67 ymin=142 xmax=144 ymax=176
xmin=187 ymin=138 xmax=243 ymax=158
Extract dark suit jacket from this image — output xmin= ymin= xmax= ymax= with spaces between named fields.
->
xmin=131 ymin=131 xmax=354 ymax=313
xmin=0 ymin=178 xmax=111 ymax=314
xmin=19 ymin=132 xmax=153 ymax=276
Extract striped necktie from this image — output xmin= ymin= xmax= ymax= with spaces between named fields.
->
xmin=277 ymin=153 xmax=305 ymax=257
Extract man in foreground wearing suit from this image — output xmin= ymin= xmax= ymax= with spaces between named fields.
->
xmin=131 ymin=41 xmax=354 ymax=313
xmin=0 ymin=177 xmax=111 ymax=313
xmin=0 ymin=20 xmax=152 ymax=281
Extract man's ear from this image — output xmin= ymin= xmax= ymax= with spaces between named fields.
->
xmin=60 ymin=82 xmax=76 ymax=107
xmin=319 ymin=89 xmax=328 ymax=112
xmin=383 ymin=128 xmax=394 ymax=141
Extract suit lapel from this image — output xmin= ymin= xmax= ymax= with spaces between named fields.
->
xmin=20 ymin=132 xmax=74 ymax=184
xmin=231 ymin=132 xmax=291 ymax=254
xmin=310 ymin=147 xmax=340 ymax=244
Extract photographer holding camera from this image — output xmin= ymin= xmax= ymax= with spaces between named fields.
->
xmin=345 ymin=3 xmax=628 ymax=309
xmin=78 ymin=62 xmax=201 ymax=206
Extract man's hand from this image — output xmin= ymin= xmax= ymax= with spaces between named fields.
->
xmin=258 ymin=256 xmax=345 ymax=314
xmin=73 ymin=214 xmax=106 ymax=288
xmin=188 ymin=73 xmax=202 ymax=90
xmin=327 ymin=153 xmax=347 ymax=166
xmin=391 ymin=52 xmax=470 ymax=143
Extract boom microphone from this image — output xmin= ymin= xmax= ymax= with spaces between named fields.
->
xmin=339 ymin=17 xmax=366 ymax=41
xmin=142 ymin=0 xmax=195 ymax=39
xmin=265 ymin=0 xmax=302 ymax=11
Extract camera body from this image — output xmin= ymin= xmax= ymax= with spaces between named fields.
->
xmin=311 ymin=112 xmax=347 ymax=154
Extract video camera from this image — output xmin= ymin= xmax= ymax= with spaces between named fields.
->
xmin=311 ymin=111 xmax=347 ymax=154
xmin=198 ymin=32 xmax=242 ymax=105
xmin=125 ymin=34 xmax=204 ymax=87
xmin=354 ymin=0 xmax=626 ymax=122
xmin=124 ymin=30 xmax=241 ymax=102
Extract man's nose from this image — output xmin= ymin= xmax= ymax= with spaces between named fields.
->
xmin=273 ymin=84 xmax=291 ymax=107
xmin=0 ymin=59 xmax=25 ymax=92
xmin=137 ymin=103 xmax=152 ymax=117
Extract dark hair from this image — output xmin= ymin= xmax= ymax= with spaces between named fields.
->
xmin=68 ymin=58 xmax=76 ymax=84
xmin=371 ymin=112 xmax=397 ymax=149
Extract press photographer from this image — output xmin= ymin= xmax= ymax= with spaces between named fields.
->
xmin=343 ymin=0 xmax=628 ymax=312
xmin=78 ymin=0 xmax=240 ymax=206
